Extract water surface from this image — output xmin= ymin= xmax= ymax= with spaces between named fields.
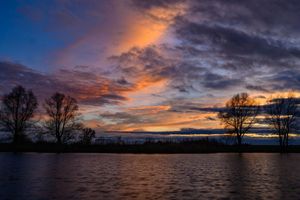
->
xmin=0 ymin=153 xmax=300 ymax=199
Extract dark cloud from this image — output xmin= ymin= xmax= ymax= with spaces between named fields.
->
xmin=163 ymin=98 xmax=223 ymax=113
xmin=188 ymin=0 xmax=300 ymax=34
xmin=177 ymin=23 xmax=300 ymax=59
xmin=201 ymin=72 xmax=243 ymax=90
xmin=188 ymin=106 xmax=225 ymax=113
xmin=116 ymin=77 xmax=130 ymax=85
xmin=101 ymin=112 xmax=144 ymax=124
xmin=170 ymin=0 xmax=300 ymax=93
xmin=0 ymin=61 xmax=130 ymax=105
xmin=131 ymin=0 xmax=184 ymax=9
xmin=246 ymin=85 xmax=270 ymax=93
xmin=0 ymin=61 xmax=60 ymax=95
xmin=205 ymin=116 xmax=217 ymax=121
xmin=267 ymin=70 xmax=300 ymax=91
xmin=248 ymin=70 xmax=300 ymax=92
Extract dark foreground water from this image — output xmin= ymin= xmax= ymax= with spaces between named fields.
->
xmin=0 ymin=153 xmax=300 ymax=200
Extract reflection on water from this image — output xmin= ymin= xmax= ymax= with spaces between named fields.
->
xmin=0 ymin=153 xmax=300 ymax=199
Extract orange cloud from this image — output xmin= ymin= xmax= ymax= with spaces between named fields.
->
xmin=53 ymin=1 xmax=188 ymax=68
xmin=116 ymin=1 xmax=188 ymax=53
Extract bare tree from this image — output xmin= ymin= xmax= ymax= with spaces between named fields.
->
xmin=218 ymin=93 xmax=259 ymax=146
xmin=0 ymin=86 xmax=38 ymax=144
xmin=265 ymin=93 xmax=298 ymax=151
xmin=44 ymin=93 xmax=81 ymax=144
xmin=79 ymin=128 xmax=96 ymax=145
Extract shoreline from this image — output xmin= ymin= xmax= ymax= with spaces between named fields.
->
xmin=0 ymin=143 xmax=299 ymax=153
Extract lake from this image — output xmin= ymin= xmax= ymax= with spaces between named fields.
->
xmin=0 ymin=153 xmax=300 ymax=199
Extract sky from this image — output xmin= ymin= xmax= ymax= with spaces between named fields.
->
xmin=1 ymin=0 xmax=300 ymax=133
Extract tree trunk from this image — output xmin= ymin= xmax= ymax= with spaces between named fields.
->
xmin=279 ymin=135 xmax=282 ymax=147
xmin=279 ymin=134 xmax=284 ymax=152
xmin=57 ymin=136 xmax=62 ymax=145
xmin=237 ymin=135 xmax=241 ymax=146
xmin=13 ymin=131 xmax=19 ymax=144
xmin=285 ymin=134 xmax=289 ymax=152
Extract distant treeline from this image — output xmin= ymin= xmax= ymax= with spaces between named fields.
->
xmin=1 ymin=139 xmax=300 ymax=153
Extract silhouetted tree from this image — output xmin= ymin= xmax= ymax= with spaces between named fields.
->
xmin=0 ymin=86 xmax=38 ymax=144
xmin=265 ymin=93 xmax=298 ymax=151
xmin=79 ymin=128 xmax=96 ymax=145
xmin=218 ymin=93 xmax=259 ymax=146
xmin=44 ymin=93 xmax=81 ymax=144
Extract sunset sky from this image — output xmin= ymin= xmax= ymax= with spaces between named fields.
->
xmin=1 ymin=0 xmax=300 ymax=132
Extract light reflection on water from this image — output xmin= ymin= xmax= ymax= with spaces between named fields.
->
xmin=0 ymin=153 xmax=300 ymax=199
